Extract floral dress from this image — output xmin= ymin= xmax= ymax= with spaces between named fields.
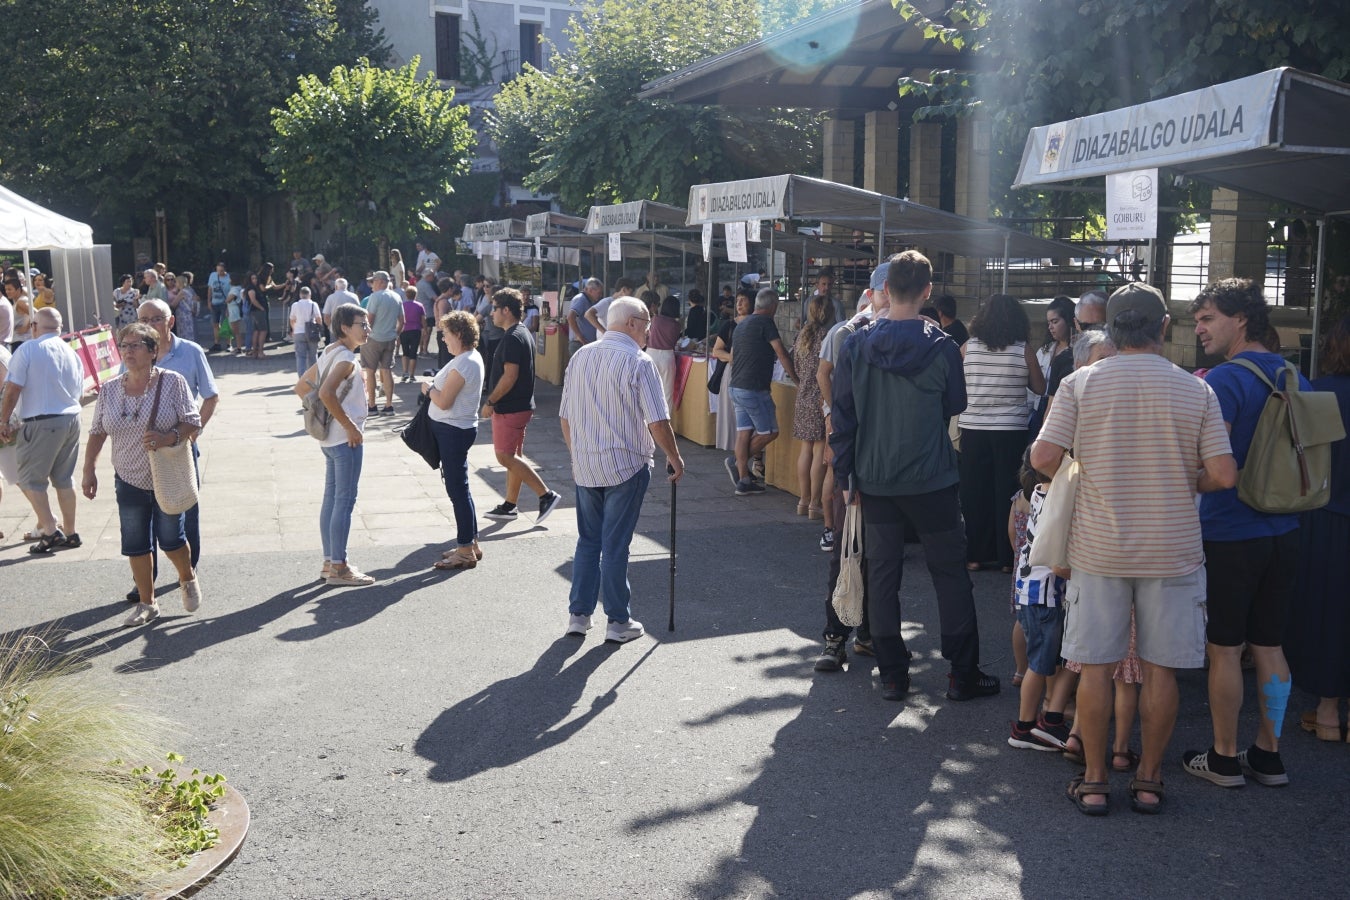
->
xmin=791 ymin=329 xmax=825 ymax=441
xmin=113 ymin=287 xmax=140 ymax=329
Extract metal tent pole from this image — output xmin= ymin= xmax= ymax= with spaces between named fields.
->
xmin=1311 ymin=217 xmax=1328 ymax=378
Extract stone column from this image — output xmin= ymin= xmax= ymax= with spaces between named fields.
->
xmin=822 ymin=117 xmax=855 ymax=187
xmin=909 ymin=121 xmax=942 ymax=208
xmin=863 ymin=110 xmax=900 ymax=197
xmin=1208 ymin=187 xmax=1268 ymax=283
xmin=953 ymin=111 xmax=992 ymax=303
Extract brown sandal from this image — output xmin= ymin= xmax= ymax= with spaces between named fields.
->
xmin=1062 ymin=733 xmax=1085 ymax=765
xmin=1128 ymin=777 xmax=1165 ymax=814
xmin=1300 ymin=709 xmax=1345 ymax=742
xmin=1112 ymin=748 xmax=1140 ymax=772
xmin=434 ymin=548 xmax=477 ymax=570
xmin=1066 ymin=775 xmax=1110 ymax=816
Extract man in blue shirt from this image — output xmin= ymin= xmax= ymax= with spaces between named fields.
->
xmin=206 ymin=262 xmax=232 ymax=352
xmin=1184 ymin=278 xmax=1307 ymax=790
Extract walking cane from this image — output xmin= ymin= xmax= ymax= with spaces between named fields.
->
xmin=667 ymin=463 xmax=677 ymax=632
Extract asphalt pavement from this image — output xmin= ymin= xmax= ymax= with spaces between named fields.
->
xmin=2 ymin=342 xmax=1345 ymax=899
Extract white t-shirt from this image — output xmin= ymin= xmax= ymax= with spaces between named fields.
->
xmin=290 ymin=298 xmax=320 ymax=336
xmin=317 ymin=346 xmax=367 ymax=447
xmin=429 ymin=349 xmax=483 ymax=429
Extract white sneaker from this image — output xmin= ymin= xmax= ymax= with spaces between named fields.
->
xmin=123 ymin=603 xmax=160 ymax=627
xmin=565 ymin=614 xmax=592 ymax=637
xmin=181 ymin=577 xmax=202 ymax=613
xmin=605 ymin=619 xmax=645 ymax=643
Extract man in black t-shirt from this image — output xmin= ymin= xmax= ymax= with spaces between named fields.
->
xmin=724 ymin=288 xmax=796 ymax=495
xmin=480 ymin=288 xmax=562 ymax=524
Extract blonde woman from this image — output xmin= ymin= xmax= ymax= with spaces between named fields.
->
xmin=792 ymin=293 xmax=831 ymax=520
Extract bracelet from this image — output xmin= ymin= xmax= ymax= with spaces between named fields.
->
xmin=171 ymin=427 xmax=182 ymax=447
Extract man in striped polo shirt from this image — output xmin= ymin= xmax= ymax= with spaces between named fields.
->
xmin=559 ymin=296 xmax=685 ymax=644
xmin=1031 ymin=282 xmax=1235 ymax=816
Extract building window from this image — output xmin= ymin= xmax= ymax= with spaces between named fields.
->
xmin=519 ymin=22 xmax=541 ymax=72
xmin=435 ymin=13 xmax=460 ymax=81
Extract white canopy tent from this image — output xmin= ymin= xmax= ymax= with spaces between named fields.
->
xmin=0 ymin=184 xmax=108 ymax=331
xmin=1013 ymin=67 xmax=1350 ymax=375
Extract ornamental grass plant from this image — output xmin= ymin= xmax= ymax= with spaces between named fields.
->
xmin=0 ymin=633 xmax=170 ymax=899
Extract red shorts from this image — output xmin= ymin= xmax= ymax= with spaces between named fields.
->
xmin=490 ymin=409 xmax=533 ymax=455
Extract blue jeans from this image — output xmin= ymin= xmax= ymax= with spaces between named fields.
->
xmin=294 ymin=337 xmax=318 ymax=377
xmin=115 ymin=475 xmax=187 ymax=557
xmin=320 ymin=443 xmax=363 ymax=563
xmin=431 ymin=419 xmax=478 ymax=547
xmin=569 ymin=466 xmax=650 ymax=623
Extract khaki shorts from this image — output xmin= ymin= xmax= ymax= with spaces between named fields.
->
xmin=359 ymin=338 xmax=396 ymax=370
xmin=18 ymin=414 xmax=80 ymax=491
xmin=1061 ymin=568 xmax=1207 ymax=669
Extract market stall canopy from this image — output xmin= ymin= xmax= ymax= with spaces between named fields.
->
xmin=638 ymin=0 xmax=967 ymax=114
xmin=461 ymin=218 xmax=526 ymax=242
xmin=0 ymin=183 xmax=94 ymax=250
xmin=1013 ymin=67 xmax=1350 ymax=215
xmin=685 ymin=174 xmax=1091 ymax=261
xmin=525 ymin=211 xmax=587 ymax=238
xmin=537 ymin=226 xmax=869 ymax=262
xmin=584 ymin=200 xmax=690 ymax=234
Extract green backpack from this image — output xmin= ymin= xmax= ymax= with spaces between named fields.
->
xmin=1228 ymin=358 xmax=1346 ymax=514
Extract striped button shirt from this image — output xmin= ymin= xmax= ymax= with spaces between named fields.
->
xmin=1038 ymin=353 xmax=1232 ymax=578
xmin=559 ymin=330 xmax=670 ymax=487
xmin=958 ymin=338 xmax=1030 ymax=430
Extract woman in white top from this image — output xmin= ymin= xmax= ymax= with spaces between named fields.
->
xmin=957 ymin=294 xmax=1045 ymax=572
xmin=295 ymin=301 xmax=374 ymax=586
xmin=425 ymin=310 xmax=485 ymax=570
xmin=388 ymin=248 xmax=406 ymax=293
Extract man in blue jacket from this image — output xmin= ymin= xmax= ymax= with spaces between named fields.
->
xmin=830 ymin=250 xmax=998 ymax=703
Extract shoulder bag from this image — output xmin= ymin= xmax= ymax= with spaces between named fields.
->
xmin=831 ymin=502 xmax=865 ymax=627
xmin=397 ymin=392 xmax=441 ymax=469
xmin=302 ymin=349 xmax=355 ymax=440
xmin=146 ymin=371 xmax=200 ymax=516
xmin=1027 ymin=378 xmax=1079 ymax=570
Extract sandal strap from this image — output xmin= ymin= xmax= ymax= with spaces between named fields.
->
xmin=1073 ymin=779 xmax=1111 ymax=796
xmin=1129 ymin=778 xmax=1165 ymax=794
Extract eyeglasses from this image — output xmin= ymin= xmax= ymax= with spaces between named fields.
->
xmin=118 ymin=341 xmax=149 ymax=351
xmin=139 ymin=315 xmax=168 ymax=324
xmin=629 ymin=315 xmax=651 ymax=326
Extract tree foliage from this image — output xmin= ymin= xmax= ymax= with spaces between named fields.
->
xmin=894 ymin=0 xmax=1350 ymax=224
xmin=0 ymin=0 xmax=388 ymax=216
xmin=267 ymin=58 xmax=474 ymax=247
xmin=488 ymin=0 xmax=840 ymax=211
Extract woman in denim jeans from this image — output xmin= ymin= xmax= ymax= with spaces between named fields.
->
xmin=425 ymin=310 xmax=484 ymax=570
xmin=296 ymin=302 xmax=374 ymax=586
xmin=81 ymin=322 xmax=203 ymax=626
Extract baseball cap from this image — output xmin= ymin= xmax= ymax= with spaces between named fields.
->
xmin=312 ymin=253 xmax=325 ymax=263
xmin=869 ymin=262 xmax=890 ymax=292
xmin=1106 ymin=282 xmax=1167 ymax=325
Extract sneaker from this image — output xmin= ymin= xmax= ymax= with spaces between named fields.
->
xmin=723 ymin=456 xmax=740 ymax=489
xmin=819 ymin=529 xmax=835 ymax=552
xmin=1031 ymin=716 xmax=1071 ymax=749
xmin=946 ymin=669 xmax=1001 ymax=702
xmin=813 ymin=636 xmax=847 ymax=672
xmin=484 ymin=502 xmax=519 ymax=520
xmin=750 ymin=455 xmax=766 ymax=480
xmin=423 ymin=369 xmax=434 ymax=377
xmin=605 ymin=619 xmax=645 ymax=643
xmin=536 ymin=490 xmax=562 ymax=525
xmin=880 ymin=676 xmax=910 ymax=701
xmin=181 ymin=577 xmax=202 ymax=613
xmin=126 ymin=585 xmax=143 ymax=603
xmin=1237 ymin=745 xmax=1290 ymax=787
xmin=380 ymin=406 xmax=395 ymax=416
xmin=1009 ymin=720 xmax=1062 ymax=751
xmin=123 ymin=603 xmax=160 ymax=627
xmin=1181 ymin=748 xmax=1246 ymax=788
xmin=565 ymin=614 xmax=593 ymax=637
xmin=326 ymin=567 xmax=376 ymax=587
xmin=852 ymin=638 xmax=875 ymax=657
xmin=734 ymin=479 xmax=765 ymax=496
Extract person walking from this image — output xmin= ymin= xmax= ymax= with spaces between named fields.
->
xmin=425 ymin=311 xmax=484 ymax=571
xmin=289 ymin=287 xmax=322 ymax=377
xmin=81 ymin=322 xmax=203 ymax=626
xmin=0 ymin=308 xmax=84 ymax=551
xmin=296 ymin=303 xmax=376 ymax=587
xmin=559 ymin=296 xmax=684 ymax=643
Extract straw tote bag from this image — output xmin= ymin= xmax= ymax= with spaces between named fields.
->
xmin=146 ymin=372 xmax=200 ymax=516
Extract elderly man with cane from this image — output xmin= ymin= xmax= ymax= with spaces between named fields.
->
xmin=559 ymin=296 xmax=684 ymax=644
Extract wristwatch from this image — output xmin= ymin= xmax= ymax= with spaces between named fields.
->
xmin=821 ymin=402 xmax=831 ymax=417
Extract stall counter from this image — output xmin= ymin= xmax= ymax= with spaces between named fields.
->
xmin=671 ymin=354 xmax=716 ymax=447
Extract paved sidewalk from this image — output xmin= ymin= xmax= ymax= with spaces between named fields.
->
xmin=1 ymin=343 xmax=1345 ymax=899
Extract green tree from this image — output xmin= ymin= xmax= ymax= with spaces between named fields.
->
xmin=267 ymin=57 xmax=475 ymax=259
xmin=488 ymin=0 xmax=838 ymax=210
xmin=0 ymin=0 xmax=387 ymax=256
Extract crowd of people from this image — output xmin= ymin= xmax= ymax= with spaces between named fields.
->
xmin=3 ymin=239 xmax=1346 ymax=819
